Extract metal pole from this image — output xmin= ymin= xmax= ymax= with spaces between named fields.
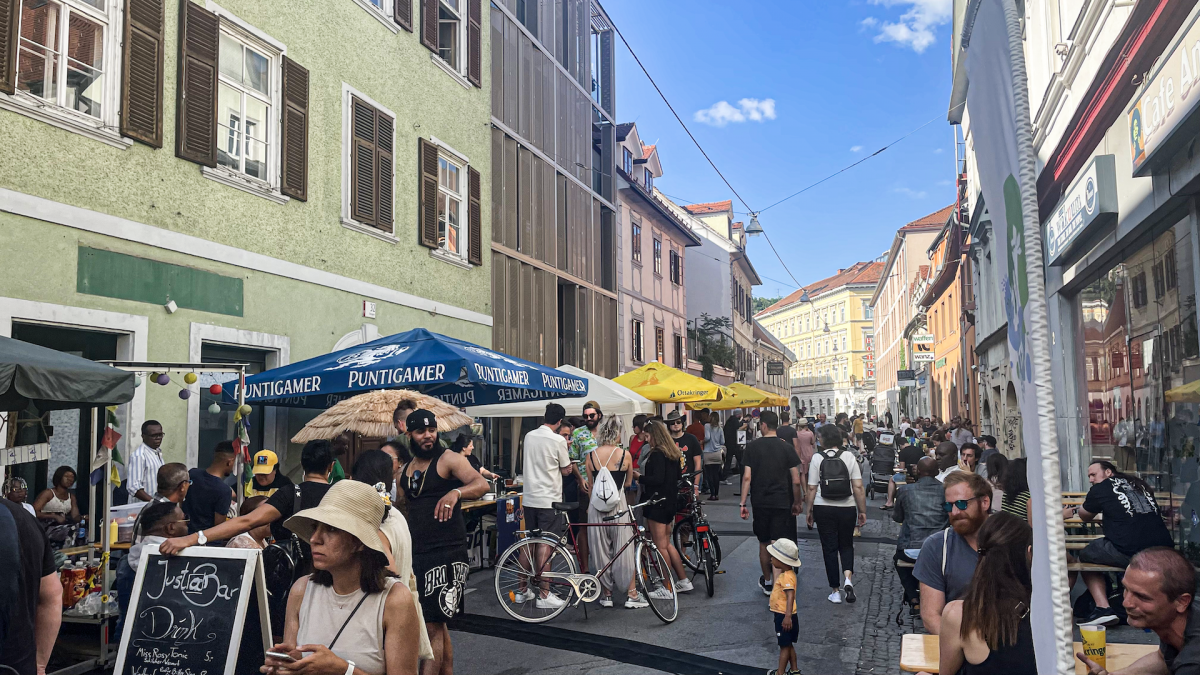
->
xmin=99 ymin=407 xmax=111 ymax=598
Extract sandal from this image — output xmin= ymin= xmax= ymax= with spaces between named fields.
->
xmin=879 ymin=504 xmax=893 ymax=510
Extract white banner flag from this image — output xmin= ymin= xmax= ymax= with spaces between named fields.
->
xmin=965 ymin=0 xmax=1073 ymax=672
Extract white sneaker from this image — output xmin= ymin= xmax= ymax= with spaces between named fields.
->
xmin=598 ymin=596 xmax=614 ymax=608
xmin=536 ymin=593 xmax=566 ymax=609
xmin=625 ymin=594 xmax=649 ymax=609
xmin=675 ymin=578 xmax=694 ymax=593
xmin=513 ymin=589 xmax=536 ymax=603
xmin=649 ymin=586 xmax=674 ymax=600
xmin=827 ymin=590 xmax=843 ymax=604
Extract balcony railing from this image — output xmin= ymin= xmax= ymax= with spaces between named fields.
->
xmin=790 ymin=375 xmax=836 ymax=387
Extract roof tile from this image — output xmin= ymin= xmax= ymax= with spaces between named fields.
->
xmin=682 ymin=200 xmax=733 ymax=215
xmin=755 ymin=261 xmax=885 ymax=316
xmin=899 ymin=204 xmax=955 ymax=231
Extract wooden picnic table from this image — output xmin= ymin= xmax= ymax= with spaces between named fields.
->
xmin=899 ymin=634 xmax=1157 ymax=673
xmin=461 ymin=499 xmax=498 ymax=512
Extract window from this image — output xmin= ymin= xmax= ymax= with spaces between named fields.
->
xmin=1153 ymin=261 xmax=1166 ymax=299
xmin=653 ymin=238 xmax=662 ymax=276
xmin=14 ymin=0 xmax=115 ymax=125
xmin=863 ymin=300 xmax=873 ymax=319
xmin=218 ymin=31 xmax=273 ymax=182
xmin=631 ymin=220 xmax=642 ymax=263
xmin=631 ymin=319 xmax=644 ymax=362
xmin=343 ymin=90 xmax=395 ymax=234
xmin=1166 ymin=253 xmax=1178 ymax=290
xmin=437 ymin=0 xmax=463 ymax=70
xmin=644 ymin=168 xmax=653 ymax=192
xmin=655 ymin=327 xmax=665 ymax=363
xmin=437 ymin=154 xmax=465 ymax=256
xmin=1133 ymin=272 xmax=1148 ymax=308
xmin=623 ymin=147 xmax=633 ymax=174
xmin=669 ymin=250 xmax=682 ymax=285
xmin=673 ymin=333 xmax=684 ymax=368
xmin=842 ymin=336 xmax=846 ymax=351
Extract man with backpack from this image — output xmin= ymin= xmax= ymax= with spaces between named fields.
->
xmin=804 ymin=424 xmax=867 ymax=604
xmin=739 ymin=411 xmax=803 ymax=597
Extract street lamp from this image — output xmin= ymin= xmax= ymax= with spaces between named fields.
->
xmin=745 ymin=212 xmax=764 ymax=236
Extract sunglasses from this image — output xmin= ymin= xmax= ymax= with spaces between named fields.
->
xmin=667 ymin=420 xmax=683 ymax=426
xmin=407 ymin=469 xmax=425 ymax=500
xmin=942 ymin=497 xmax=983 ymax=512
xmin=584 ymin=413 xmax=599 ymax=420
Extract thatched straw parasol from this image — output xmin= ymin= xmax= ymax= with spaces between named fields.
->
xmin=291 ymin=390 xmax=473 ymax=443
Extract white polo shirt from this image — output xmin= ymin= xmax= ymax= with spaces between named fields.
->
xmin=521 ymin=425 xmax=571 ymax=509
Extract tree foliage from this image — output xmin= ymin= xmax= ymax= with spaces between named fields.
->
xmin=688 ymin=313 xmax=736 ymax=381
xmin=753 ymin=296 xmax=783 ymax=314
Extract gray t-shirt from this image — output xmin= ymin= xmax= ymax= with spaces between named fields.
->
xmin=912 ymin=527 xmax=979 ymax=603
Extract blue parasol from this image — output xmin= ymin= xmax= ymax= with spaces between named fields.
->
xmin=222 ymin=328 xmax=587 ymax=408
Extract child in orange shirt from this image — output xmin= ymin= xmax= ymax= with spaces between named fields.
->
xmin=767 ymin=538 xmax=802 ymax=675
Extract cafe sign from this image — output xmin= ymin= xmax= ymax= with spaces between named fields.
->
xmin=1129 ymin=4 xmax=1200 ymax=176
xmin=1046 ymin=155 xmax=1117 ymax=265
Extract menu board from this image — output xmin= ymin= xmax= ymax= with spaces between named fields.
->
xmin=115 ymin=546 xmax=269 ymax=675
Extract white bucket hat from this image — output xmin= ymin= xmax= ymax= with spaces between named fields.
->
xmin=768 ymin=538 xmax=802 ymax=568
xmin=284 ymin=480 xmax=388 ymax=555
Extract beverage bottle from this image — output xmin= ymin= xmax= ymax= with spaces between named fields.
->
xmin=76 ymin=517 xmax=88 ymax=545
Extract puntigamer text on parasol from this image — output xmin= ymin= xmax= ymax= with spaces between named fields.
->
xmin=349 ymin=364 xmax=448 ymax=388
xmin=473 ymin=364 xmax=530 ymax=385
xmin=241 ymin=376 xmax=323 ymax=399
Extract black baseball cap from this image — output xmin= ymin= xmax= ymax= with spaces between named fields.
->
xmin=406 ymin=409 xmax=437 ymax=432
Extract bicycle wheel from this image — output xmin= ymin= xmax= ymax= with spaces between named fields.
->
xmin=703 ymin=551 xmax=715 ymax=597
xmin=709 ymin=531 xmax=723 ymax=569
xmin=494 ymin=537 xmax=578 ymax=623
xmin=672 ymin=518 xmax=701 ymax=572
xmin=635 ymin=542 xmax=678 ymax=623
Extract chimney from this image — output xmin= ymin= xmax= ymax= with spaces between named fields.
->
xmin=838 ymin=268 xmax=845 ymax=274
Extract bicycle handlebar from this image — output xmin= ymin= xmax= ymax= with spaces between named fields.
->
xmin=602 ymin=497 xmax=663 ymax=521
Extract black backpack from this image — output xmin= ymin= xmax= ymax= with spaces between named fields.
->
xmin=818 ymin=449 xmax=853 ymax=501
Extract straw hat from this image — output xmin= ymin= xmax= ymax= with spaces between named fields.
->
xmin=767 ymin=538 xmax=801 ymax=568
xmin=284 ymin=480 xmax=388 ymax=555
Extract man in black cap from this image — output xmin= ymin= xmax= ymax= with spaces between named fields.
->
xmin=399 ymin=409 xmax=488 ymax=675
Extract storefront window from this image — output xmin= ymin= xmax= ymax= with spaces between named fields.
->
xmin=1075 ymin=217 xmax=1200 ymax=559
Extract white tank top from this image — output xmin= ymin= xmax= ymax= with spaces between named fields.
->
xmin=42 ymin=491 xmax=72 ymax=514
xmin=296 ymin=577 xmax=396 ymax=675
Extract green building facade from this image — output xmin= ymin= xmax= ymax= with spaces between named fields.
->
xmin=0 ymin=0 xmax=492 ymax=482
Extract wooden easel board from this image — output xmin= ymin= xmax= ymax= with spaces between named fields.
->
xmin=114 ymin=545 xmax=271 ymax=675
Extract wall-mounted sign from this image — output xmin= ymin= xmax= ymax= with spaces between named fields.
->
xmin=1129 ymin=5 xmax=1200 ymax=176
xmin=935 ymin=357 xmax=947 ymax=368
xmin=912 ymin=333 xmax=935 ymax=362
xmin=1046 ymin=155 xmax=1118 ymax=265
xmin=897 ymin=369 xmax=916 ymax=386
xmin=766 ymin=361 xmax=785 ymax=376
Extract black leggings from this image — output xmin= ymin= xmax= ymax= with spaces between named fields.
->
xmin=703 ymin=464 xmax=722 ymax=497
xmin=813 ymin=505 xmax=857 ymax=588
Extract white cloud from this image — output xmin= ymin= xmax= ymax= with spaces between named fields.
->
xmin=863 ymin=0 xmax=952 ymax=53
xmin=933 ymin=148 xmax=944 ymax=154
xmin=894 ymin=187 xmax=928 ymax=199
xmin=694 ymin=98 xmax=777 ymax=127
xmin=850 ymin=145 xmax=864 ymax=152
xmin=936 ymin=179 xmax=953 ymax=186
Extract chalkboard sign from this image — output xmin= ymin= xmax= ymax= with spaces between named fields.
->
xmin=115 ymin=546 xmax=270 ymax=675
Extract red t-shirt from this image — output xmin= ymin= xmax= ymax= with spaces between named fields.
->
xmin=629 ymin=435 xmax=644 ymax=469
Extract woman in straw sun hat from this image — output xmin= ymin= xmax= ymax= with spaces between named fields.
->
xmin=264 ymin=480 xmax=421 ymax=675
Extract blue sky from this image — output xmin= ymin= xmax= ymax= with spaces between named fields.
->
xmin=603 ymin=0 xmax=957 ymax=299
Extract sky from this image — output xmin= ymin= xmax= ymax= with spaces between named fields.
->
xmin=602 ymin=0 xmax=957 ymax=300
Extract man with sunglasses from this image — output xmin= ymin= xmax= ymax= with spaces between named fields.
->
xmin=913 ymin=471 xmax=991 ymax=634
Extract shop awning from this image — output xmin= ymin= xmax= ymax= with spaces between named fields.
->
xmin=224 ymin=328 xmax=587 ymax=409
xmin=0 ymin=335 xmax=135 ymax=411
xmin=463 ymin=365 xmax=655 ymax=418
xmin=1165 ymin=380 xmax=1200 ymax=403
xmin=613 ymin=363 xmax=730 ymax=404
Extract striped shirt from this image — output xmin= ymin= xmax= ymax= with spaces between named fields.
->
xmin=127 ymin=443 xmax=164 ymax=498
xmin=1001 ymin=490 xmax=1031 ymax=521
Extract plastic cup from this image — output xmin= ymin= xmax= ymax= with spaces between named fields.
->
xmin=1080 ymin=624 xmax=1106 ymax=670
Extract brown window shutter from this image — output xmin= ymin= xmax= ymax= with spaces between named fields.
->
xmin=120 ymin=0 xmax=164 ymax=147
xmin=394 ymin=0 xmax=412 ymax=32
xmin=420 ymin=0 xmax=438 ymax=53
xmin=418 ymin=137 xmax=439 ymax=248
xmin=375 ymin=113 xmax=394 ymax=231
xmin=467 ymin=0 xmax=481 ymax=87
xmin=468 ymin=166 xmax=482 ymax=265
xmin=350 ymin=96 xmax=378 ymax=227
xmin=280 ymin=56 xmax=309 ymax=201
xmin=175 ymin=1 xmax=218 ymax=166
xmin=0 ymin=0 xmax=15 ymax=95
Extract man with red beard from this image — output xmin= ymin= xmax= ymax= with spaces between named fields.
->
xmin=913 ymin=469 xmax=991 ymax=634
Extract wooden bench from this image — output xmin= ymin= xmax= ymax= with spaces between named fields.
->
xmin=900 ymin=633 xmax=1157 ymax=673
xmin=1068 ymin=563 xmax=1124 ymax=573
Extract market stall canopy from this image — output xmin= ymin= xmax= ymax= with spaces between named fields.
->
xmin=1166 ymin=380 xmax=1200 ymax=403
xmin=224 ymin=328 xmax=587 ymax=409
xmin=291 ymin=389 xmax=474 ymax=443
xmin=0 ymin=335 xmax=135 ymax=411
xmin=463 ymin=365 xmax=655 ymax=418
xmin=687 ymin=382 xmax=775 ymax=411
xmin=613 ymin=363 xmax=729 ymax=404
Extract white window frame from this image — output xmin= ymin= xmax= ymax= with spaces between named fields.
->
xmin=203 ymin=2 xmax=287 ymax=204
xmin=431 ymin=0 xmax=469 ymax=86
xmin=623 ymin=147 xmax=632 ymax=174
xmin=340 ymin=83 xmax=399 ymax=243
xmin=427 ymin=136 xmax=472 ymax=268
xmin=350 ymin=0 xmax=400 ymax=32
xmin=644 ymin=168 xmax=653 ymax=192
xmin=2 ymin=0 xmax=128 ymax=148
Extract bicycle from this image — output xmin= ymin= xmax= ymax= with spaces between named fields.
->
xmin=671 ymin=471 xmax=722 ymax=597
xmin=493 ymin=498 xmax=678 ymax=624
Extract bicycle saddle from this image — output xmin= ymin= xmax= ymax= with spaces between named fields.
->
xmin=552 ymin=501 xmax=579 ymax=512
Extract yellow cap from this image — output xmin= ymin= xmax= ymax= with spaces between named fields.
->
xmin=252 ymin=449 xmax=279 ymax=475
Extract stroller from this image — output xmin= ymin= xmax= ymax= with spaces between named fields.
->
xmin=868 ymin=432 xmax=897 ymax=500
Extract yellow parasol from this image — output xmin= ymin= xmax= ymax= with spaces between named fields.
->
xmin=290 ymin=389 xmax=473 ymax=443
xmin=687 ymin=382 xmax=773 ymax=410
xmin=1165 ymin=380 xmax=1200 ymax=403
xmin=614 ymin=362 xmax=729 ymax=404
